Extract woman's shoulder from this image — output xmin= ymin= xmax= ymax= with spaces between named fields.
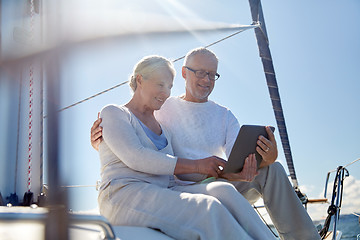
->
xmin=100 ymin=104 xmax=129 ymax=119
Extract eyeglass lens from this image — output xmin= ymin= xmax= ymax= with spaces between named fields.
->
xmin=197 ymin=71 xmax=216 ymax=80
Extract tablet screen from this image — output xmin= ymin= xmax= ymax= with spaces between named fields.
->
xmin=223 ymin=125 xmax=275 ymax=174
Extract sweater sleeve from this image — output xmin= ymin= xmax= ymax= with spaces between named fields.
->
xmin=100 ymin=105 xmax=177 ymax=175
xmin=224 ymin=110 xmax=240 ymax=158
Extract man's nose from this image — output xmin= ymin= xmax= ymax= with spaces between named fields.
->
xmin=200 ymin=73 xmax=211 ymax=82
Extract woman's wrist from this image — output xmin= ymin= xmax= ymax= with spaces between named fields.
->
xmin=174 ymin=158 xmax=197 ymax=175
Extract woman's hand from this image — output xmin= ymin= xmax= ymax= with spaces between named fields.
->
xmin=174 ymin=156 xmax=226 ymax=178
xmin=195 ymin=156 xmax=227 ymax=178
xmin=220 ymin=154 xmax=259 ymax=182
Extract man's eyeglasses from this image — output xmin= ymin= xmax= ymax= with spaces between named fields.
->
xmin=185 ymin=66 xmax=220 ymax=81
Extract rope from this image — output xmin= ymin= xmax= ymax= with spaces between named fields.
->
xmin=40 ymin=65 xmax=44 ymax=192
xmin=253 ymin=205 xmax=279 ymax=238
xmin=319 ymin=166 xmax=349 ymax=239
xmin=27 ymin=0 xmax=35 ymax=193
xmin=43 ymin=25 xmax=259 ymax=117
xmin=28 ymin=66 xmax=34 ymax=192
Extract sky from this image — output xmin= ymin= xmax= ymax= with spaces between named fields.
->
xmin=53 ymin=0 xmax=360 ymax=221
xmin=59 ymin=0 xmax=360 ymax=220
xmin=1 ymin=0 xmax=359 ymax=222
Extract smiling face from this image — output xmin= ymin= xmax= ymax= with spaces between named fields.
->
xmin=182 ymin=52 xmax=218 ymax=103
xmin=137 ymin=67 xmax=173 ymax=111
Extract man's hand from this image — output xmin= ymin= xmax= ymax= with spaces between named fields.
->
xmin=220 ymin=154 xmax=259 ymax=182
xmin=90 ymin=113 xmax=103 ymax=151
xmin=257 ymin=126 xmax=278 ymax=168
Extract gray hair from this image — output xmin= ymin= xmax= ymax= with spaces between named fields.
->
xmin=184 ymin=47 xmax=218 ymax=66
xmin=129 ymin=55 xmax=175 ymax=92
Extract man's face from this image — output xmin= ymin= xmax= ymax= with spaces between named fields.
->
xmin=182 ymin=53 xmax=218 ymax=103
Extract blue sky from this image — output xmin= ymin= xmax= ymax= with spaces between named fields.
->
xmin=38 ymin=0 xmax=360 ymax=220
xmin=51 ymin=0 xmax=360 ymax=220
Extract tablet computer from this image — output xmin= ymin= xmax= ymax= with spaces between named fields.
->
xmin=223 ymin=125 xmax=275 ymax=174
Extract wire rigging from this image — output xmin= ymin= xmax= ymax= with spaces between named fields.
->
xmin=44 ymin=25 xmax=259 ymax=118
xmin=328 ymin=158 xmax=360 ymax=173
xmin=15 ymin=73 xmax=23 ymax=193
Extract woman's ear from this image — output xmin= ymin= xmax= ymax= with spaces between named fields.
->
xmin=136 ymin=75 xmax=142 ymax=87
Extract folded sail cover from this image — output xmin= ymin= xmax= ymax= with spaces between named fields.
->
xmin=249 ymin=0 xmax=299 ymax=188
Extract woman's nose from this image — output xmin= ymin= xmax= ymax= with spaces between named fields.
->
xmin=162 ymin=88 xmax=171 ymax=99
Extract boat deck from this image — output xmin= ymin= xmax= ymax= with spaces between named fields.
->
xmin=0 ymin=206 xmax=173 ymax=240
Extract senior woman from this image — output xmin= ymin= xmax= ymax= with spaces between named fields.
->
xmin=97 ymin=55 xmax=275 ymax=240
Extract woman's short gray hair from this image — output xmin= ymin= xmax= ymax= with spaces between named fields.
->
xmin=129 ymin=55 xmax=175 ymax=92
xmin=184 ymin=47 xmax=218 ymax=66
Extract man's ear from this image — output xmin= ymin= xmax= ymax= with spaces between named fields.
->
xmin=181 ymin=66 xmax=187 ymax=79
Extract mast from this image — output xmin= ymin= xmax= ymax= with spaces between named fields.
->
xmin=248 ymin=0 xmax=299 ymax=189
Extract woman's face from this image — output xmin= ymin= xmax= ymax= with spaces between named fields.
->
xmin=137 ymin=68 xmax=173 ymax=110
